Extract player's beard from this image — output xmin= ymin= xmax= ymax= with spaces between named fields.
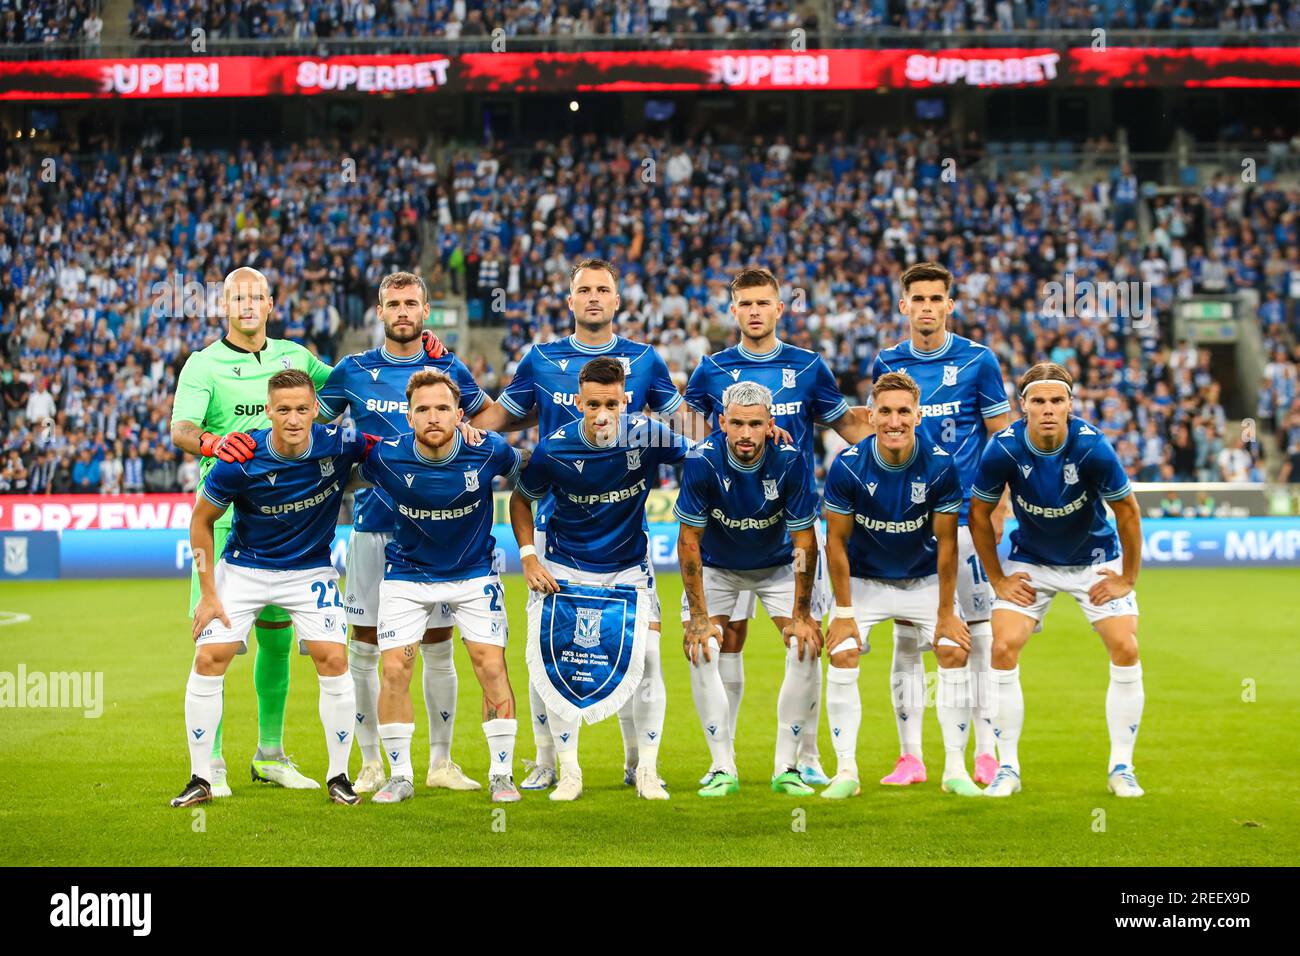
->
xmin=384 ymin=318 xmax=422 ymax=345
xmin=731 ymin=438 xmax=760 ymax=463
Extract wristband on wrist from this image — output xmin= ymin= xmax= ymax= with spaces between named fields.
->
xmin=519 ymin=545 xmax=537 ymax=559
xmin=833 ymin=605 xmax=855 ymax=620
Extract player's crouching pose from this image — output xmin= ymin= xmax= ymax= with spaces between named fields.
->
xmin=821 ymin=372 xmax=977 ymax=799
xmin=674 ymin=381 xmax=822 ymax=798
xmin=509 ymin=356 xmax=693 ymax=802
xmin=172 ymin=371 xmax=373 ymax=808
xmin=363 ymin=370 xmax=524 ymax=804
xmin=968 ymin=363 xmax=1146 ymax=799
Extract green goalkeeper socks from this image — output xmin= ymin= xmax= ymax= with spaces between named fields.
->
xmin=253 ymin=623 xmax=294 ymax=755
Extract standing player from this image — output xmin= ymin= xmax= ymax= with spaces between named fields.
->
xmin=674 ymin=381 xmax=822 ymax=798
xmin=474 ymin=258 xmax=687 ymax=791
xmin=870 ymin=261 xmax=1011 ymax=787
xmin=968 ymin=364 xmax=1145 ymax=798
xmin=171 ymin=266 xmax=449 ymax=797
xmin=821 ymin=372 xmax=976 ymax=799
xmin=683 ymin=267 xmax=872 ymax=787
xmin=316 ymin=271 xmax=519 ymax=794
xmin=358 ymin=370 xmax=524 ymax=804
xmin=171 ymin=371 xmax=371 ymax=808
xmin=508 ymin=357 xmax=693 ymax=801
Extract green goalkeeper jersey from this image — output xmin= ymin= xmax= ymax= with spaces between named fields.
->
xmin=172 ymin=336 xmax=334 ymax=482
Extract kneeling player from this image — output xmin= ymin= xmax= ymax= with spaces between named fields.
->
xmin=510 ymin=356 xmax=693 ymax=801
xmin=821 ymin=372 xmax=977 ymax=799
xmin=172 ymin=370 xmax=370 ymax=807
xmin=674 ymin=381 xmax=822 ymax=797
xmin=968 ymin=363 xmax=1145 ymax=798
xmin=364 ymin=370 xmax=523 ymax=804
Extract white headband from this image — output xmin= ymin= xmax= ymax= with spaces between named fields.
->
xmin=1019 ymin=379 xmax=1074 ymax=400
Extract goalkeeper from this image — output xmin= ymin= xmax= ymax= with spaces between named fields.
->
xmin=169 ymin=266 xmax=447 ymax=796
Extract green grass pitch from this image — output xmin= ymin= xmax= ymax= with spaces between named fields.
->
xmin=1 ymin=569 xmax=1297 ymax=867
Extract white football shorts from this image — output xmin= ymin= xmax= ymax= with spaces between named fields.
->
xmin=829 ymin=574 xmax=960 ymax=659
xmin=679 ymin=564 xmax=796 ymax=623
xmin=726 ymin=520 xmax=830 ymax=622
xmin=377 ymin=574 xmax=509 ymax=651
xmin=345 ymin=530 xmax=453 ymax=630
xmin=956 ymin=524 xmax=995 ymax=622
xmin=195 ymin=561 xmax=349 ymax=652
xmin=993 ymin=557 xmax=1139 ymax=628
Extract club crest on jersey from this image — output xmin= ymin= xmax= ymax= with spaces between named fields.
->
xmin=1063 ymin=462 xmax=1079 ymax=485
xmin=617 ymin=357 xmax=631 ymax=376
xmin=573 ymin=607 xmax=602 ymax=649
xmin=319 ymin=457 xmax=334 ymax=478
xmin=324 ymin=614 xmax=336 ymax=632
xmin=626 ymin=449 xmax=641 ymax=471
xmin=464 ymin=470 xmax=479 ymax=492
xmin=280 ymin=358 xmax=292 ymax=371
xmin=942 ymin=364 xmax=959 ymax=387
xmin=910 ymin=481 xmax=927 ymax=504
xmin=782 ymin=368 xmax=796 ymax=389
xmin=763 ymin=479 xmax=779 ymax=500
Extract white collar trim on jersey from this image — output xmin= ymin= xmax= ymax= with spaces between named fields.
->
xmin=725 ymin=445 xmax=766 ymax=473
xmin=415 ymin=430 xmax=461 ymax=464
xmin=871 ymin=436 xmax=917 ymax=472
xmin=568 ymin=334 xmax=619 ymax=354
xmin=1022 ymin=427 xmax=1068 ymax=458
xmin=380 ymin=346 xmax=427 ymax=364
xmin=736 ymin=340 xmax=784 ymax=362
xmin=908 ymin=330 xmax=952 ymax=358
xmin=267 ymin=431 xmax=314 ymax=463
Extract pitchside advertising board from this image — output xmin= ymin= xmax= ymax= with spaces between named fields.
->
xmin=0 ymin=47 xmax=1298 ymax=100
xmin=0 ymin=495 xmax=1297 ymax=579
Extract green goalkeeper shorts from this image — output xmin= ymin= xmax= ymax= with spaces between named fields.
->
xmin=188 ymin=507 xmax=292 ymax=624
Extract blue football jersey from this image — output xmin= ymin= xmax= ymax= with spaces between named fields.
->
xmin=971 ymin=417 xmax=1132 ymax=567
xmin=498 ymin=335 xmax=683 ymax=529
xmin=822 ymin=436 xmax=963 ymax=580
xmin=674 ymin=430 xmax=818 ymax=571
xmin=202 ymin=423 xmax=368 ymax=571
xmin=361 ymin=431 xmax=520 ymax=583
xmin=517 ymin=415 xmax=692 ymax=573
xmin=317 ymin=347 xmax=487 ymax=534
xmin=871 ymin=332 xmax=1010 ymax=522
xmin=684 ymin=340 xmax=850 ymax=477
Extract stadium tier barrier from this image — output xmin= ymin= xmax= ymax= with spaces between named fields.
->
xmin=1 ymin=514 xmax=1298 ymax=581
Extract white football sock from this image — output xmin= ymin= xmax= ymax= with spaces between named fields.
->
xmin=379 ymin=722 xmax=415 ymax=779
xmin=1106 ymin=661 xmax=1144 ymax=770
xmin=890 ymin=625 xmax=925 ymax=759
xmin=719 ymin=651 xmax=744 ymax=763
xmin=421 ymin=641 xmax=456 ymax=766
xmin=616 ymin=702 xmax=638 ymax=769
xmin=796 ymin=655 xmax=823 ymax=767
xmin=936 ymin=665 xmax=973 ymax=782
xmin=483 ymin=718 xmax=517 ymax=779
xmin=774 ymin=642 xmax=818 ymax=776
xmin=825 ymin=665 xmax=861 ymax=778
xmin=633 ymin=629 xmax=667 ymax=773
xmin=967 ymin=620 xmax=997 ymax=755
xmin=185 ymin=671 xmax=224 ymax=781
xmin=318 ymin=672 xmax=356 ymax=782
xmin=348 ymin=641 xmax=381 ymax=764
xmin=552 ymin=710 xmax=581 ymax=778
xmin=991 ymin=667 xmax=1024 ymax=773
xmin=528 ymin=680 xmax=556 ymax=768
xmin=689 ymin=638 xmax=735 ymax=775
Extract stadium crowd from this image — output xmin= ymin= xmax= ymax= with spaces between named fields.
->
xmin=0 ymin=137 xmax=435 ymax=493
xmin=115 ymin=0 xmax=1300 ymax=44
xmin=1 ymin=125 xmax=1298 ymax=495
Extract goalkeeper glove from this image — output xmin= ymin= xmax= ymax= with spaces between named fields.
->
xmin=421 ymin=329 xmax=450 ymax=360
xmin=200 ymin=431 xmax=256 ymax=463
